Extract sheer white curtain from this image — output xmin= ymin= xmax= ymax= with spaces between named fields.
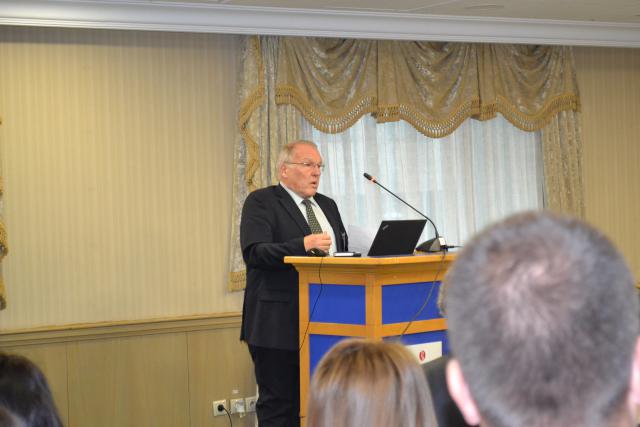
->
xmin=308 ymin=114 xmax=544 ymax=251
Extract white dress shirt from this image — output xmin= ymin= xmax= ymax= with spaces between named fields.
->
xmin=281 ymin=183 xmax=337 ymax=255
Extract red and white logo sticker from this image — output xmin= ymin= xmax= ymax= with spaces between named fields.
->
xmin=405 ymin=341 xmax=442 ymax=364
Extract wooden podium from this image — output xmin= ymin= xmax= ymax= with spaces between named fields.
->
xmin=285 ymin=253 xmax=456 ymax=421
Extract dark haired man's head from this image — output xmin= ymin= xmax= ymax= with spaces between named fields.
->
xmin=0 ymin=406 xmax=26 ymax=427
xmin=445 ymin=211 xmax=640 ymax=427
xmin=0 ymin=353 xmax=63 ymax=427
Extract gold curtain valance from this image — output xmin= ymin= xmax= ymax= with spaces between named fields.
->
xmin=477 ymin=44 xmax=580 ymax=130
xmin=274 ymin=38 xmax=580 ymax=138
xmin=275 ymin=37 xmax=378 ymax=134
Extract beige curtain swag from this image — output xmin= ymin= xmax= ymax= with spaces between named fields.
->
xmin=275 ymin=39 xmax=579 ymax=138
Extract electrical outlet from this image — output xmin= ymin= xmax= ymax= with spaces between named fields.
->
xmin=245 ymin=396 xmax=258 ymax=413
xmin=213 ymin=399 xmax=228 ymax=417
xmin=230 ymin=398 xmax=246 ymax=415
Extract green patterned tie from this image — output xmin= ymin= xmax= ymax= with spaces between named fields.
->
xmin=303 ymin=199 xmax=323 ymax=234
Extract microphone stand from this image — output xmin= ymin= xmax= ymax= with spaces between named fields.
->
xmin=363 ymin=173 xmax=447 ymax=252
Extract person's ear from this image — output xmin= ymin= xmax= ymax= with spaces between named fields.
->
xmin=446 ymin=358 xmax=482 ymax=426
xmin=280 ymin=163 xmax=289 ymax=179
xmin=626 ymin=337 xmax=640 ymax=411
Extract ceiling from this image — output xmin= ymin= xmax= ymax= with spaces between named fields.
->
xmin=202 ymin=0 xmax=640 ymax=24
xmin=0 ymin=0 xmax=639 ymax=47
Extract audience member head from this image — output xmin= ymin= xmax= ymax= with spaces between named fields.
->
xmin=307 ymin=338 xmax=437 ymax=427
xmin=0 ymin=353 xmax=63 ymax=427
xmin=444 ymin=211 xmax=640 ymax=427
xmin=277 ymin=140 xmax=324 ymax=199
xmin=0 ymin=406 xmax=26 ymax=427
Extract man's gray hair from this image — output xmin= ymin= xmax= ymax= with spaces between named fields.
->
xmin=276 ymin=140 xmax=319 ymax=170
xmin=445 ymin=211 xmax=638 ymax=427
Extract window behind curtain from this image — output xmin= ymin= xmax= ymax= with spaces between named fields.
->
xmin=312 ymin=114 xmax=544 ymax=252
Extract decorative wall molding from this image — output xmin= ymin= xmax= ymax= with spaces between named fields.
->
xmin=1 ymin=0 xmax=639 ymax=47
xmin=0 ymin=312 xmax=242 ymax=347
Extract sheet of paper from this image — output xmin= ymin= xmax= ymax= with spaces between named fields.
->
xmin=346 ymin=224 xmax=377 ymax=255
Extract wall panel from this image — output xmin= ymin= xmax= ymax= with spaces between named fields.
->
xmin=188 ymin=328 xmax=257 ymax=427
xmin=574 ymin=46 xmax=640 ymax=279
xmin=67 ymin=333 xmax=190 ymax=427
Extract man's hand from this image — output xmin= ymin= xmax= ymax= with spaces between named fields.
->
xmin=304 ymin=232 xmax=332 ymax=252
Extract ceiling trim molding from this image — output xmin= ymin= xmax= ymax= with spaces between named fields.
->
xmin=1 ymin=1 xmax=639 ymax=47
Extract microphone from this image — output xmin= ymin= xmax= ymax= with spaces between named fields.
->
xmin=340 ymin=231 xmax=348 ymax=251
xmin=363 ymin=172 xmax=447 ymax=252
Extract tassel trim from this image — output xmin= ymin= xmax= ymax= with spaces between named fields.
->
xmin=476 ymin=93 xmax=580 ymax=131
xmin=275 ymin=85 xmax=377 ymax=134
xmin=274 ymin=90 xmax=579 ymax=137
xmin=376 ymin=98 xmax=481 ymax=139
xmin=228 ymin=270 xmax=247 ymax=292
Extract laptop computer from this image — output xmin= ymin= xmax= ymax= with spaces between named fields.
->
xmin=367 ymin=219 xmax=428 ymax=256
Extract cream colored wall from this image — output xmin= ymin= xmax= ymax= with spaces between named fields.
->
xmin=574 ymin=47 xmax=640 ymax=281
xmin=0 ymin=27 xmax=244 ymax=330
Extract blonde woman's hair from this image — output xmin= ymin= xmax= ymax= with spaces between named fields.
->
xmin=306 ymin=339 xmax=437 ymax=427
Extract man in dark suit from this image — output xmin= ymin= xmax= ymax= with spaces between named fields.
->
xmin=240 ymin=140 xmax=347 ymax=427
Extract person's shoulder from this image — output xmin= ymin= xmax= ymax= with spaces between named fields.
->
xmin=423 ymin=355 xmax=450 ymax=378
xmin=247 ymin=185 xmax=281 ymax=200
xmin=314 ymin=193 xmax=338 ymax=209
xmin=314 ymin=192 xmax=335 ymax=203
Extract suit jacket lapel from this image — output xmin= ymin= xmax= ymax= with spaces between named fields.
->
xmin=275 ymin=185 xmax=311 ymax=235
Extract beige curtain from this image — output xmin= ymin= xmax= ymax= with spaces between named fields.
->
xmin=540 ymin=110 xmax=585 ymax=217
xmin=228 ymin=35 xmax=584 ymax=291
xmin=227 ymin=37 xmax=307 ymax=291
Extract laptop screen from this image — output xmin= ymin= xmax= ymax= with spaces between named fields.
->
xmin=367 ymin=219 xmax=428 ymax=256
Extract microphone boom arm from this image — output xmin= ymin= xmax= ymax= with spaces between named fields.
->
xmin=363 ymin=172 xmax=446 ymax=252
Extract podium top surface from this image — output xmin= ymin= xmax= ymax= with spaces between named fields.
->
xmin=285 ymin=252 xmax=456 ymax=267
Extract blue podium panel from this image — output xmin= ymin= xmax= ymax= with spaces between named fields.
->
xmin=381 ymin=281 xmax=442 ymax=324
xmin=308 ymin=283 xmax=366 ymax=325
xmin=309 ymin=334 xmax=348 ymax=376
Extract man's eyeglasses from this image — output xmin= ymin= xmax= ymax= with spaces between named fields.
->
xmin=285 ymin=161 xmax=325 ymax=172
